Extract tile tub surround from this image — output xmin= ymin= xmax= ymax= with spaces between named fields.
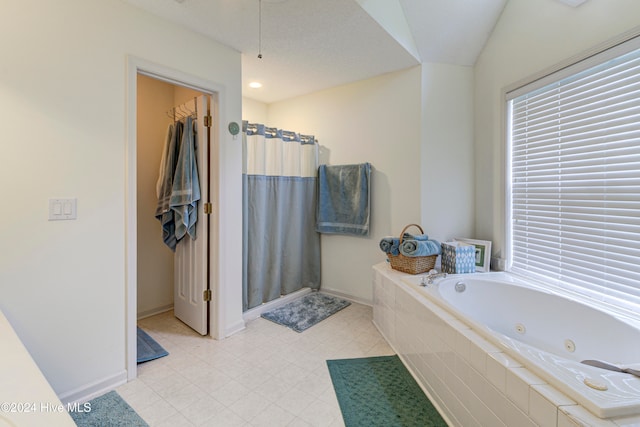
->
xmin=372 ymin=263 xmax=640 ymax=427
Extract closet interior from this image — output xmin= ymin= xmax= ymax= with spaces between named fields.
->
xmin=136 ymin=74 xmax=210 ymax=334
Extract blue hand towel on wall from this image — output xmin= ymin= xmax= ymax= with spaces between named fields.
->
xmin=400 ymin=239 xmax=442 ymax=257
xmin=317 ymin=163 xmax=371 ymax=236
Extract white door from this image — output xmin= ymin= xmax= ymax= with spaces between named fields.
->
xmin=174 ymin=95 xmax=210 ymax=335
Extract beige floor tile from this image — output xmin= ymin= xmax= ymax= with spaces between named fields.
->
xmin=134 ymin=398 xmax=179 ymax=425
xmin=286 ymin=417 xmax=313 ymax=427
xmin=227 ymin=391 xmax=270 ymax=422
xmin=234 ymin=365 xmax=275 ymax=390
xmin=277 ymin=363 xmax=313 ymax=387
xmin=154 ymin=411 xmax=196 ymax=427
xmin=200 ymin=407 xmax=247 ymax=427
xmin=144 ymin=371 xmax=193 ymax=400
xmin=116 ymin=378 xmax=163 ymax=411
xmin=119 ymin=302 xmax=393 ymax=426
xmin=253 ymin=375 xmax=294 ymax=403
xmin=294 ymin=372 xmax=332 ymax=398
xmin=180 ymin=395 xmax=225 ymax=426
xmin=191 ymin=368 xmax=233 ymax=395
xmin=207 ymin=379 xmax=251 ymax=407
xmin=248 ymin=403 xmax=296 ymax=427
xmin=275 ymin=387 xmax=316 ymax=417
xmin=164 ymin=383 xmax=206 ymax=411
xmin=297 ymin=399 xmax=341 ymax=427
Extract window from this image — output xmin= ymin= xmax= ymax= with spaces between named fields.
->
xmin=506 ymin=36 xmax=640 ymax=308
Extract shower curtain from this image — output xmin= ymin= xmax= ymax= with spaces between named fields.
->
xmin=242 ymin=122 xmax=321 ymax=311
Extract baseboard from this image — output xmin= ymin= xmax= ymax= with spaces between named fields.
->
xmin=137 ymin=304 xmax=173 ymax=320
xmin=59 ymin=370 xmax=127 ymax=405
xmin=224 ymin=318 xmax=247 ymax=338
xmin=242 ymin=287 xmax=312 ymax=322
xmin=319 ymin=287 xmax=372 ymax=307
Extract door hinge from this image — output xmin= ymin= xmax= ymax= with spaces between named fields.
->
xmin=203 ymin=289 xmax=212 ymax=302
xmin=204 ymin=115 xmax=212 ymax=128
xmin=204 ymin=202 xmax=212 ymax=214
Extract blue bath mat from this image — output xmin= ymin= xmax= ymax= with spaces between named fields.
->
xmin=70 ymin=391 xmax=148 ymax=426
xmin=328 ymin=355 xmax=447 ymax=427
xmin=137 ymin=327 xmax=168 ymax=364
xmin=261 ymin=292 xmax=351 ymax=332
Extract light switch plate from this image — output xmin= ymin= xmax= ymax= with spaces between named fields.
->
xmin=49 ymin=198 xmax=77 ymax=220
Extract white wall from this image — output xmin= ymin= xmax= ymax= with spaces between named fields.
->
xmin=421 ymin=63 xmax=475 ymax=244
xmin=263 ymin=68 xmax=422 ymax=303
xmin=0 ymin=0 xmax=242 ymax=401
xmin=261 ymin=65 xmax=474 ymax=303
xmin=474 ymin=0 xmax=640 ymax=258
xmin=242 ymin=97 xmax=269 ymax=124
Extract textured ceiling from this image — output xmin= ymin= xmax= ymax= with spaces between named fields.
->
xmin=122 ymin=0 xmax=507 ymax=103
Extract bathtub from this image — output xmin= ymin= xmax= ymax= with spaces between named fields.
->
xmin=372 ymin=263 xmax=640 ymax=426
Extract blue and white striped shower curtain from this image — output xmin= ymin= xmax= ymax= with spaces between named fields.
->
xmin=242 ymin=122 xmax=321 ymax=311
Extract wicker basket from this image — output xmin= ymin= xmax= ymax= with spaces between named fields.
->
xmin=387 ymin=224 xmax=437 ymax=274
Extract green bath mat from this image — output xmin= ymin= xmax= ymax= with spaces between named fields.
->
xmin=327 ymin=355 xmax=447 ymax=427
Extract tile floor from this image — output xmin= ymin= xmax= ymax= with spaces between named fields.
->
xmin=117 ymin=302 xmax=394 ymax=426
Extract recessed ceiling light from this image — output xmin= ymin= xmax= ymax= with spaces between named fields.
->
xmin=249 ymin=82 xmax=263 ymax=89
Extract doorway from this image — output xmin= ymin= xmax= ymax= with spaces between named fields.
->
xmin=136 ymin=74 xmax=210 ymax=334
xmin=126 ymin=57 xmax=226 ymax=381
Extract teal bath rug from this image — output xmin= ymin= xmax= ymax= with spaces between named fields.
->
xmin=137 ymin=327 xmax=168 ymax=364
xmin=327 ymin=355 xmax=448 ymax=427
xmin=261 ymin=292 xmax=351 ymax=332
xmin=70 ymin=391 xmax=148 ymax=427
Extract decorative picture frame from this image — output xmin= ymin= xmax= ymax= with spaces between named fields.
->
xmin=455 ymin=238 xmax=492 ymax=272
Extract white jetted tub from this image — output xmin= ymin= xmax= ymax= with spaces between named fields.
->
xmin=373 ymin=263 xmax=640 ymax=426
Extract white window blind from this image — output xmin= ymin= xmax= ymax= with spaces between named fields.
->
xmin=507 ymin=38 xmax=640 ymax=307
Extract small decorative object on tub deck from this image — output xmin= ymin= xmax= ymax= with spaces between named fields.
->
xmin=455 ymin=238 xmax=492 ymax=272
xmin=441 ymin=241 xmax=476 ymax=274
xmin=386 ymin=224 xmax=438 ymax=274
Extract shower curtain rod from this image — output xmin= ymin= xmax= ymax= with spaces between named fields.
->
xmin=244 ymin=122 xmax=318 ymax=144
xmin=300 ymin=135 xmax=317 ymax=144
